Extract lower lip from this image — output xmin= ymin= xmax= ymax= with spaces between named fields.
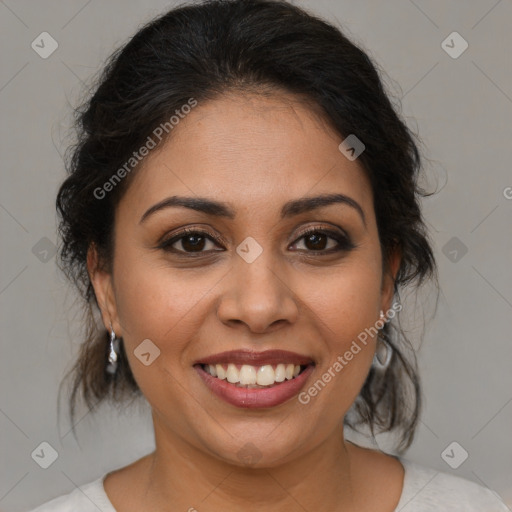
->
xmin=194 ymin=364 xmax=315 ymax=409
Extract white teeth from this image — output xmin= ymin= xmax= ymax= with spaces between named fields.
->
xmin=274 ymin=364 xmax=286 ymax=382
xmin=256 ymin=365 xmax=275 ymax=386
xmin=239 ymin=365 xmax=257 ymax=385
xmin=204 ymin=363 xmax=306 ymax=386
xmin=216 ymin=364 xmax=226 ymax=380
xmin=226 ymin=363 xmax=239 ymax=383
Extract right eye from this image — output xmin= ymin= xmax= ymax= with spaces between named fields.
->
xmin=158 ymin=228 xmax=225 ymax=255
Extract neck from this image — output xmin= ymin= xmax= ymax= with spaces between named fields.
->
xmin=142 ymin=412 xmax=361 ymax=512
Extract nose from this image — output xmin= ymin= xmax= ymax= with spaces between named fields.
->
xmin=216 ymin=254 xmax=300 ymax=334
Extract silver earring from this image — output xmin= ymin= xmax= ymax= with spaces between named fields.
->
xmin=372 ymin=311 xmax=392 ymax=370
xmin=106 ymin=323 xmax=120 ymax=375
xmin=379 ymin=309 xmax=388 ymax=325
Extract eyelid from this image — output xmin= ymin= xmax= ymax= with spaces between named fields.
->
xmin=293 ymin=223 xmax=349 ymax=241
xmin=160 ymin=225 xmax=222 ymax=242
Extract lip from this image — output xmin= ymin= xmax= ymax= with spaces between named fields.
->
xmin=194 ymin=363 xmax=315 ymax=409
xmin=194 ymin=349 xmax=314 ymax=367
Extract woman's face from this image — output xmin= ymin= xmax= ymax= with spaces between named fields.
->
xmin=90 ymin=91 xmax=399 ymax=466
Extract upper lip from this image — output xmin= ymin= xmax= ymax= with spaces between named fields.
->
xmin=194 ymin=349 xmax=315 ymax=367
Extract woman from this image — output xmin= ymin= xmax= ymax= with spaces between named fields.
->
xmin=27 ymin=0 xmax=507 ymax=510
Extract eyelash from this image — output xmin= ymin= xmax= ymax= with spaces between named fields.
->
xmin=158 ymin=226 xmax=355 ymax=256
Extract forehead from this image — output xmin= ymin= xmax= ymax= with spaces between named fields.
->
xmin=119 ymin=92 xmax=373 ymax=221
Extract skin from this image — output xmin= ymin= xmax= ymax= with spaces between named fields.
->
xmin=88 ymin=91 xmax=404 ymax=511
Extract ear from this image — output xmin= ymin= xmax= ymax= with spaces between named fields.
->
xmin=380 ymin=244 xmax=401 ymax=314
xmin=87 ymin=243 xmax=122 ymax=336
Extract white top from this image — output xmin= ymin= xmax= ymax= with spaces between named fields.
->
xmin=26 ymin=458 xmax=508 ymax=511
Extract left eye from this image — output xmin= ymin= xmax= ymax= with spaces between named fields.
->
xmin=291 ymin=230 xmax=341 ymax=252
xmin=290 ymin=228 xmax=354 ymax=253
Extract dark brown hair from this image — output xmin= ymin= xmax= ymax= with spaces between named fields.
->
xmin=56 ymin=0 xmax=438 ymax=452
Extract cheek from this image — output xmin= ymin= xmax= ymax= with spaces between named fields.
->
xmin=297 ymin=258 xmax=382 ymax=339
xmin=294 ymin=258 xmax=382 ymax=402
xmin=112 ymin=259 xmax=219 ymax=415
xmin=113 ymin=253 xmax=222 ymax=352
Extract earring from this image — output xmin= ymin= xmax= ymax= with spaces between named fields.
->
xmin=106 ymin=323 xmax=120 ymax=375
xmin=372 ymin=310 xmax=392 ymax=370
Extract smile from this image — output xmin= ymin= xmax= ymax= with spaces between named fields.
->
xmin=193 ymin=349 xmax=315 ymax=408
xmin=202 ymin=363 xmax=306 ymax=387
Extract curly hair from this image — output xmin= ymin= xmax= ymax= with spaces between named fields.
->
xmin=56 ymin=0 xmax=438 ymax=452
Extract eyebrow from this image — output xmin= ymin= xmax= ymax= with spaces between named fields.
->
xmin=139 ymin=193 xmax=366 ymax=227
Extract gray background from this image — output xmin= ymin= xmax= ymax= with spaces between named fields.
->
xmin=1 ymin=0 xmax=511 ymax=510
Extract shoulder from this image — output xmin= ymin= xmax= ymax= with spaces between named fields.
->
xmin=396 ymin=458 xmax=508 ymax=511
xmin=24 ymin=475 xmax=116 ymax=512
